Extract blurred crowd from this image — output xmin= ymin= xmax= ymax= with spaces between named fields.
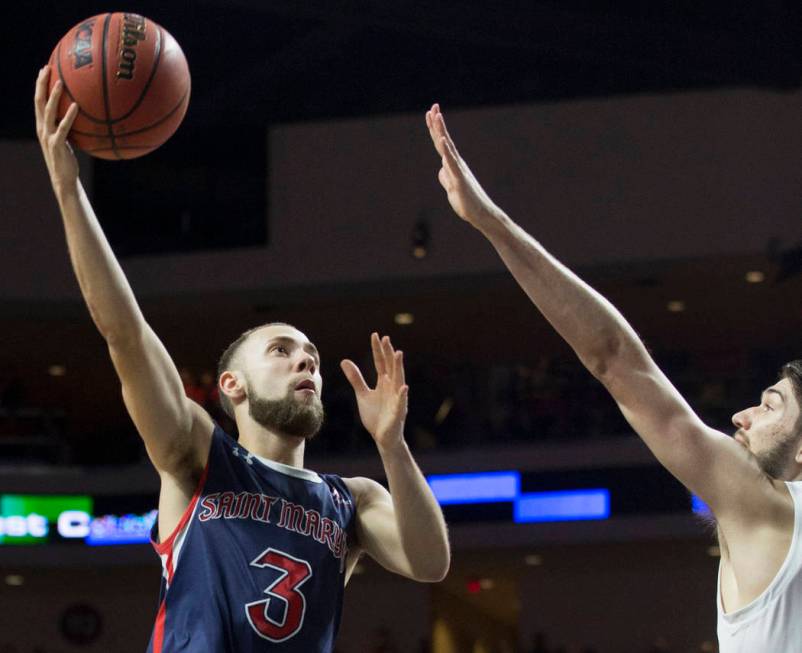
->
xmin=0 ymin=345 xmax=791 ymax=466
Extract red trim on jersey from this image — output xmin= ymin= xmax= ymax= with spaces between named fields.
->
xmin=152 ymin=461 xmax=210 ymax=583
xmin=152 ymin=599 xmax=167 ymax=653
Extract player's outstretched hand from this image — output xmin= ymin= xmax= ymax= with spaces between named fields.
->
xmin=340 ymin=333 xmax=409 ymax=452
xmin=34 ymin=65 xmax=80 ymax=194
xmin=425 ymin=103 xmax=504 ymax=230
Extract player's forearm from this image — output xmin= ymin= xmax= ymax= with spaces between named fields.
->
xmin=475 ymin=209 xmax=647 ymax=381
xmin=378 ymin=440 xmax=450 ymax=582
xmin=55 ymin=180 xmax=146 ymax=343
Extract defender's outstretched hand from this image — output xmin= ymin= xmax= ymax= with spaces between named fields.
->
xmin=341 ymin=333 xmax=409 ymax=451
xmin=425 ymin=103 xmax=503 ymax=229
xmin=34 ymin=65 xmax=80 ymax=193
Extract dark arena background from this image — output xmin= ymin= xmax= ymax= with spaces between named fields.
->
xmin=2 ymin=2 xmax=802 ymax=652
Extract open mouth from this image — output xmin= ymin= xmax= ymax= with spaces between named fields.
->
xmin=294 ymin=379 xmax=316 ymax=393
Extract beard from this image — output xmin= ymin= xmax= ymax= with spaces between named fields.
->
xmin=247 ymin=384 xmax=325 ymax=440
xmin=755 ymin=433 xmax=799 ymax=479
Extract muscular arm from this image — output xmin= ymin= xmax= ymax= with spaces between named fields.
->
xmin=35 ymin=67 xmax=211 ymax=486
xmin=346 ymin=443 xmax=450 ymax=582
xmin=425 ymin=104 xmax=778 ymax=522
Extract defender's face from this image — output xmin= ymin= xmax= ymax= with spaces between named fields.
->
xmin=240 ymin=324 xmax=322 ymax=404
xmin=732 ymin=378 xmax=802 ymax=474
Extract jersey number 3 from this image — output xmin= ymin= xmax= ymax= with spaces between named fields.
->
xmin=245 ymin=548 xmax=313 ymax=642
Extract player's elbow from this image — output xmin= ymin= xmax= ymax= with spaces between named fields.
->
xmin=590 ymin=336 xmax=649 ymax=389
xmin=411 ymin=549 xmax=451 ymax=583
xmin=413 ymin=566 xmax=449 ymax=583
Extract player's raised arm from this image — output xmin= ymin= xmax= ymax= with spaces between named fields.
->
xmin=34 ymin=66 xmax=212 ymax=481
xmin=424 ymin=104 xmax=777 ymax=522
xmin=340 ymin=333 xmax=450 ymax=582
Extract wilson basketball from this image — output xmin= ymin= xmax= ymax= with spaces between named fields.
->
xmin=48 ymin=12 xmax=191 ymax=160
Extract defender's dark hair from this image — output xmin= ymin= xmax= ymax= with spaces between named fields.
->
xmin=215 ymin=322 xmax=293 ymax=418
xmin=781 ymin=360 xmax=802 ymax=433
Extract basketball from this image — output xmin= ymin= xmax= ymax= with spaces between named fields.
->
xmin=48 ymin=12 xmax=191 ymax=160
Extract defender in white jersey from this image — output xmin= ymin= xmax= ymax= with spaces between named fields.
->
xmin=425 ymin=103 xmax=802 ymax=651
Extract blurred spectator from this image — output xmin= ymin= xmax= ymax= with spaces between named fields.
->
xmin=180 ymin=367 xmax=206 ymax=405
xmin=645 ymin=636 xmax=672 ymax=652
xmin=528 ymin=631 xmax=550 ymax=653
xmin=369 ymin=626 xmax=399 ymax=653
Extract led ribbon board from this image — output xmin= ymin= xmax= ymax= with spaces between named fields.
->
xmin=86 ymin=509 xmax=157 ymax=546
xmin=427 ymin=471 xmax=610 ymax=523
xmin=427 ymin=471 xmax=520 ymax=505
xmin=0 ymin=494 xmax=156 ymax=546
xmin=514 ymin=488 xmax=610 ymax=523
xmin=0 ymin=494 xmax=92 ymax=545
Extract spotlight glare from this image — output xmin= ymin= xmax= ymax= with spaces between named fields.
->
xmin=745 ymin=270 xmax=765 ymax=284
xmin=5 ymin=574 xmax=24 ymax=586
xmin=434 ymin=398 xmax=454 ymax=425
xmin=667 ymin=300 xmax=685 ymax=313
xmin=394 ymin=312 xmax=414 ymax=326
xmin=48 ymin=364 xmax=67 ymax=377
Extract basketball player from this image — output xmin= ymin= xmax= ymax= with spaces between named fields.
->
xmin=33 ymin=66 xmax=450 ymax=653
xmin=426 ymin=103 xmax=802 ymax=651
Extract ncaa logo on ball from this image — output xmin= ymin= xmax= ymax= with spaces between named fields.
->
xmin=71 ymin=18 xmax=96 ymax=69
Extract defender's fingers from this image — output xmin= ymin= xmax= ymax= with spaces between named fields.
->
xmin=54 ymin=103 xmax=79 ymax=143
xmin=44 ymin=79 xmax=63 ymax=131
xmin=34 ymin=66 xmax=49 ymax=125
xmin=441 ymin=138 xmax=462 ymax=180
xmin=435 ymin=111 xmax=455 ymax=146
xmin=340 ymin=360 xmax=370 ymax=394
xmin=427 ymin=107 xmax=447 ymax=155
xmin=370 ymin=332 xmax=387 ymax=376
xmin=394 ymin=351 xmax=406 ymax=387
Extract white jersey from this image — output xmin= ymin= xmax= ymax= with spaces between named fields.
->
xmin=717 ymin=481 xmax=802 ymax=652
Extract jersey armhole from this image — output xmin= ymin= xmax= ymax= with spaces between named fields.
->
xmin=151 ymin=461 xmax=209 ymax=556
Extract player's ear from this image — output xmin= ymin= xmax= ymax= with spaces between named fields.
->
xmin=219 ymin=371 xmax=245 ymax=403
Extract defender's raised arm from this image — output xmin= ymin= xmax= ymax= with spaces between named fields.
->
xmin=424 ymin=103 xmax=778 ymax=524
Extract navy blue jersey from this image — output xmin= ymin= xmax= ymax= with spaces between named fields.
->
xmin=146 ymin=425 xmax=357 ymax=653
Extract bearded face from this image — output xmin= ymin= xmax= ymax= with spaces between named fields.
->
xmin=754 ymin=429 xmax=802 ymax=479
xmin=246 ymin=379 xmax=325 ymax=440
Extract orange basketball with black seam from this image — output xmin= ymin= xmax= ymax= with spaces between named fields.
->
xmin=48 ymin=12 xmax=191 ymax=160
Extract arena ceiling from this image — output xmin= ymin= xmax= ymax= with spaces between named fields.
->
xmin=4 ymin=0 xmax=802 ymax=137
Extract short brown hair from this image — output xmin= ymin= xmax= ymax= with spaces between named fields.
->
xmin=215 ymin=322 xmax=294 ymax=418
xmin=781 ymin=360 xmax=802 ymax=434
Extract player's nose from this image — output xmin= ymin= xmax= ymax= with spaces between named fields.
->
xmin=294 ymin=351 xmax=316 ymax=374
xmin=732 ymin=408 xmax=751 ymax=430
